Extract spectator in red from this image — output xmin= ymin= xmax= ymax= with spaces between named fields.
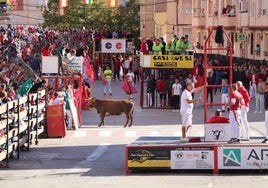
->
xmin=156 ymin=76 xmax=167 ymax=108
xmin=140 ymin=38 xmax=148 ymax=54
xmin=207 ymin=109 xmax=229 ymax=123
xmin=41 ymin=43 xmax=52 ymax=56
xmin=113 ymin=56 xmax=121 ymax=81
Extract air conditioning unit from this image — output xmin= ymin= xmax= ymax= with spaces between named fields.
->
xmin=240 ymin=1 xmax=248 ymax=12
xmin=264 ymin=51 xmax=268 ymax=56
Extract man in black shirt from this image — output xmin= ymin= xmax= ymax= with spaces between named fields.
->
xmin=29 ymin=79 xmax=46 ymax=93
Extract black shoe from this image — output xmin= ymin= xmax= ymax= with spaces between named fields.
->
xmin=262 ymin=138 xmax=268 ymax=143
xmin=222 ymin=110 xmax=225 ymax=113
xmin=109 ymin=93 xmax=112 ymax=95
xmin=228 ymin=138 xmax=240 ymax=144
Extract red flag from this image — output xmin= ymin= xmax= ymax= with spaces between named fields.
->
xmin=84 ymin=57 xmax=95 ymax=85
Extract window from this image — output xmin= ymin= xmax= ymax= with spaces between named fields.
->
xmin=249 ymin=2 xmax=255 ymax=15
xmin=240 ymin=1 xmax=248 ymax=12
xmin=260 ymin=0 xmax=268 ymax=15
xmin=182 ymin=0 xmax=192 ymax=15
xmin=193 ymin=0 xmax=206 ymax=17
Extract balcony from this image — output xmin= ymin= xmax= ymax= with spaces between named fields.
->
xmin=0 ymin=12 xmax=11 ymax=20
xmin=213 ymin=14 xmax=237 ymax=28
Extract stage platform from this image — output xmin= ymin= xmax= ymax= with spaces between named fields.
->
xmin=125 ymin=136 xmax=268 ymax=174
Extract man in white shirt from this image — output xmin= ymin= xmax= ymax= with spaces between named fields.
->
xmin=49 ymin=92 xmax=65 ymax=106
xmin=172 ymin=78 xmax=182 ymax=112
xmin=180 ymin=82 xmax=203 ymax=142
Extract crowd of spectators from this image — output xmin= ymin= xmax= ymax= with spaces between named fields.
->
xmin=0 ymin=23 xmax=268 ymax=110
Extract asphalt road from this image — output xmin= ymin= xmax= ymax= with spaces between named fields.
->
xmin=0 ymin=80 xmax=267 ymax=188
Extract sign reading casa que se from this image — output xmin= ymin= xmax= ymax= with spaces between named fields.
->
xmin=141 ymin=55 xmax=194 ymax=69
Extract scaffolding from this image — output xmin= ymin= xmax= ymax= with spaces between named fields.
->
xmin=203 ymin=26 xmax=233 ymax=122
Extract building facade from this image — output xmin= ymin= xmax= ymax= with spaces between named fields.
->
xmin=140 ymin=0 xmax=268 ymax=60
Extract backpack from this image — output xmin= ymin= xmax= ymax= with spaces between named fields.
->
xmin=215 ymin=26 xmax=224 ymax=45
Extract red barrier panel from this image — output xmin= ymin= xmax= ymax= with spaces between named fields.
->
xmin=47 ymin=104 xmax=66 ymax=137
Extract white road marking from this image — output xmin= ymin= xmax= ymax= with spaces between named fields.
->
xmin=99 ymin=130 xmax=112 ymax=137
xmin=150 ymin=131 xmax=161 ymax=136
xmin=208 ymin=182 xmax=214 ymax=187
xmin=70 ymin=143 xmax=111 ymax=173
xmin=84 ymin=143 xmax=111 ymax=162
xmin=73 ymin=130 xmax=87 ymax=137
xmin=124 ymin=131 xmax=137 ymax=137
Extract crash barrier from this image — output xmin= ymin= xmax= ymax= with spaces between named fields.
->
xmin=0 ymin=90 xmax=46 ymax=168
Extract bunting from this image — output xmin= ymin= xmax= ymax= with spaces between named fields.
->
xmin=108 ymin=0 xmax=118 ymax=7
xmin=84 ymin=0 xmax=93 ymax=4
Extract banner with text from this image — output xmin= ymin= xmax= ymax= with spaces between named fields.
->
xmin=68 ymin=56 xmax=84 ymax=73
xmin=141 ymin=55 xmax=194 ymax=69
xmin=101 ymin=39 xmax=126 ymax=53
xmin=218 ymin=146 xmax=268 ymax=169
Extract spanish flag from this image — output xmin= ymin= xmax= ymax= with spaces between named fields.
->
xmin=108 ymin=0 xmax=118 ymax=7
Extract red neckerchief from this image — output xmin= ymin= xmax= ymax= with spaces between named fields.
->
xmin=186 ymin=87 xmax=191 ymax=92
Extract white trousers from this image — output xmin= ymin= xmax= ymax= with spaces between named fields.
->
xmin=66 ymin=109 xmax=73 ymax=128
xmin=240 ymin=106 xmax=249 ymax=138
xmin=221 ymin=93 xmax=229 ymax=110
xmin=229 ymin=110 xmax=241 ymax=139
xmin=104 ymin=78 xmax=112 ymax=94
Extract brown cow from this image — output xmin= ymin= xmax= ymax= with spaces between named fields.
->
xmin=87 ymin=98 xmax=134 ymax=127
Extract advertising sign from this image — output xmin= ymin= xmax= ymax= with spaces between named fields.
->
xmin=101 ymin=39 xmax=126 ymax=53
xmin=42 ymin=56 xmax=58 ymax=73
xmin=205 ymin=123 xmax=231 ymax=142
xmin=141 ymin=55 xmax=194 ymax=69
xmin=171 ymin=149 xmax=214 ymax=169
xmin=218 ymin=147 xmax=268 ymax=169
xmin=127 ymin=148 xmax=170 ymax=168
xmin=68 ymin=56 xmax=84 ymax=73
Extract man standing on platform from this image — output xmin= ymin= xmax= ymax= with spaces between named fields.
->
xmin=236 ymin=81 xmax=251 ymax=141
xmin=180 ymin=82 xmax=203 ymax=142
xmin=227 ymin=84 xmax=244 ymax=144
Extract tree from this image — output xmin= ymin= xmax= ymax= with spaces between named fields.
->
xmin=42 ymin=0 xmax=140 ymax=39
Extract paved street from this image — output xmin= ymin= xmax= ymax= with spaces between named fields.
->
xmin=0 ymin=80 xmax=267 ymax=188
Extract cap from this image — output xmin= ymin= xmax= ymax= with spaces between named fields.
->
xmin=215 ymin=109 xmax=221 ymax=116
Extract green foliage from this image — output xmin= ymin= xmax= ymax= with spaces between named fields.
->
xmin=42 ymin=0 xmax=140 ymax=38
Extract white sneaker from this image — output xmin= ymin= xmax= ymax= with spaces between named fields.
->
xmin=180 ymin=137 xmax=189 ymax=142
xmin=172 ymin=110 xmax=179 ymax=112
xmin=253 ymin=111 xmax=258 ymax=113
xmin=258 ymin=111 xmax=263 ymax=113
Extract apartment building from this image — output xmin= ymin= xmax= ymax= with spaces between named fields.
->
xmin=140 ymin=0 xmax=268 ymax=60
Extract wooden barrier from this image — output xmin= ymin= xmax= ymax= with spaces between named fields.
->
xmin=0 ymin=89 xmax=47 ymax=168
